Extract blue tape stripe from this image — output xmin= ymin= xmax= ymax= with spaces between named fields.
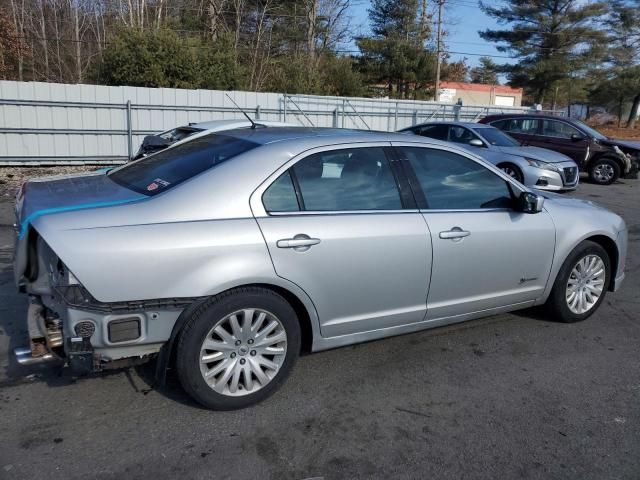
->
xmin=18 ymin=197 xmax=144 ymax=239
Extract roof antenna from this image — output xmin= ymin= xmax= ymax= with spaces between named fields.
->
xmin=225 ymin=93 xmax=258 ymax=129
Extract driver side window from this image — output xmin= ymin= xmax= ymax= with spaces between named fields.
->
xmin=448 ymin=126 xmax=477 ymax=145
xmin=402 ymin=147 xmax=514 ymax=210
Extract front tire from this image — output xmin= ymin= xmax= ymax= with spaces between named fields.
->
xmin=498 ymin=163 xmax=524 ymax=183
xmin=176 ymin=287 xmax=301 ymax=410
xmin=545 ymin=241 xmax=610 ymax=323
xmin=589 ymin=158 xmax=620 ymax=185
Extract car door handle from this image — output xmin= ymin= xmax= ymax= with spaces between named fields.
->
xmin=439 ymin=227 xmax=471 ymax=240
xmin=276 ymin=235 xmax=321 ymax=249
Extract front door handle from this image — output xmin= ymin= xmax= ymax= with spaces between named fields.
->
xmin=277 ymin=234 xmax=321 ymax=251
xmin=439 ymin=227 xmax=471 ymax=240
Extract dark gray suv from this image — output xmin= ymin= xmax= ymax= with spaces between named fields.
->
xmin=479 ymin=114 xmax=638 ymax=185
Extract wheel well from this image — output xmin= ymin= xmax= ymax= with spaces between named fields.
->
xmin=157 ymin=282 xmax=316 ymax=384
xmin=496 ymin=161 xmax=521 ymax=170
xmin=251 ymin=283 xmax=314 ymax=354
xmin=585 ymin=235 xmax=618 ymax=291
xmin=588 ymin=154 xmax=624 ymax=171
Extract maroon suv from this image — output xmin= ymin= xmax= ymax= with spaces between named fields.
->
xmin=479 ymin=114 xmax=638 ymax=185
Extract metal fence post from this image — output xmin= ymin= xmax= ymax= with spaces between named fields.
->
xmin=412 ymin=110 xmax=417 ymax=125
xmin=256 ymin=105 xmax=261 ymax=120
xmin=341 ymin=99 xmax=346 ymax=128
xmin=126 ymin=100 xmax=133 ymax=160
xmin=453 ymin=99 xmax=462 ymax=121
xmin=282 ymin=94 xmax=287 ymax=122
xmin=333 ymin=108 xmax=338 ymax=128
xmin=394 ymin=102 xmax=399 ymax=131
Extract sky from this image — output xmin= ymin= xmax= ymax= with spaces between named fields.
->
xmin=347 ymin=0 xmax=516 ymax=70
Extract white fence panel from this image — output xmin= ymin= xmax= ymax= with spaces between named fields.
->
xmin=0 ymin=80 xmax=553 ymax=165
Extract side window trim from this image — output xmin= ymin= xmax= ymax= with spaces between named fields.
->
xmin=385 ymin=146 xmax=418 ymax=209
xmin=288 ymin=167 xmax=306 ymax=211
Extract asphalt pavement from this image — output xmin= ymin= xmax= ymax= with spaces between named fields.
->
xmin=0 ymin=177 xmax=638 ymax=480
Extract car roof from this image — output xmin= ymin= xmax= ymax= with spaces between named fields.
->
xmin=191 ymin=119 xmax=296 ymax=129
xmin=481 ymin=113 xmax=573 ymax=122
xmin=213 ymin=126 xmax=449 ymax=146
xmin=402 ymin=121 xmax=493 ymax=130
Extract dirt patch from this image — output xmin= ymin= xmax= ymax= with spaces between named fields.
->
xmin=0 ymin=166 xmax=98 ymax=199
xmin=593 ymin=126 xmax=640 ymax=140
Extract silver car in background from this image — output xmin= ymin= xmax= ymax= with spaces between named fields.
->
xmin=14 ymin=127 xmax=626 ymax=410
xmin=400 ymin=122 xmax=579 ymax=191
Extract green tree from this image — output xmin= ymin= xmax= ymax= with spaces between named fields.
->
xmin=95 ymin=29 xmax=198 ymax=88
xmin=589 ymin=66 xmax=640 ymax=126
xmin=469 ymin=56 xmax=499 ymax=85
xmin=357 ymin=0 xmax=435 ymax=98
xmin=479 ymin=0 xmax=608 ymax=105
xmin=606 ymin=0 xmax=640 ymax=127
xmin=320 ymin=56 xmax=366 ymax=97
xmin=94 ymin=29 xmax=241 ymax=90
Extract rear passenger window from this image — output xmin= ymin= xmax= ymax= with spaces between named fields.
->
xmin=263 ymin=171 xmax=299 ymax=212
xmin=541 ymin=120 xmax=580 ymax=139
xmin=497 ymin=118 xmax=539 ymax=135
xmin=403 ymin=147 xmax=513 ymax=210
xmin=293 ymin=148 xmax=402 ymax=211
xmin=415 ymin=124 xmax=448 ymax=140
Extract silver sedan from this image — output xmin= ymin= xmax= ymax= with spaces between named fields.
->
xmin=14 ymin=127 xmax=627 ymax=409
xmin=400 ymin=122 xmax=579 ymax=191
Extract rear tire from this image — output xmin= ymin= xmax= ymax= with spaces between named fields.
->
xmin=498 ymin=163 xmax=524 ymax=183
xmin=589 ymin=158 xmax=620 ymax=185
xmin=176 ymin=287 xmax=300 ymax=410
xmin=545 ymin=241 xmax=610 ymax=323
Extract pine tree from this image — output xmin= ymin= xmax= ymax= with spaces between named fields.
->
xmin=479 ymin=0 xmax=608 ymax=105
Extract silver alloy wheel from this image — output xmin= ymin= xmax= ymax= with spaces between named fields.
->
xmin=565 ymin=254 xmax=606 ymax=314
xmin=593 ymin=163 xmax=615 ymax=183
xmin=501 ymin=165 xmax=521 ymax=182
xmin=199 ymin=308 xmax=287 ymax=397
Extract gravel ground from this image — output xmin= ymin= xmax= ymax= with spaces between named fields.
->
xmin=0 ymin=166 xmax=97 ymax=199
xmin=0 ymin=176 xmax=638 ymax=480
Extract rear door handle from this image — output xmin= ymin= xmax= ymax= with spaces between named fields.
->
xmin=439 ymin=227 xmax=471 ymax=240
xmin=276 ymin=234 xmax=321 ymax=250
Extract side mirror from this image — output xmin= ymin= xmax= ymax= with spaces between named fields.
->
xmin=469 ymin=139 xmax=484 ymax=147
xmin=518 ymin=191 xmax=545 ymax=214
xmin=570 ymin=133 xmax=584 ymax=142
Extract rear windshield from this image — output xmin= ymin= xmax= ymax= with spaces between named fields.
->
xmin=109 ymin=133 xmax=259 ymax=195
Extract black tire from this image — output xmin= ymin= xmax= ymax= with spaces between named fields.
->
xmin=588 ymin=157 xmax=621 ymax=185
xmin=176 ymin=287 xmax=301 ymax=410
xmin=497 ymin=163 xmax=524 ymax=183
xmin=545 ymin=241 xmax=610 ymax=323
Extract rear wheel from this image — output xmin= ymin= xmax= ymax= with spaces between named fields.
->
xmin=498 ymin=163 xmax=524 ymax=183
xmin=176 ymin=287 xmax=300 ymax=410
xmin=589 ymin=158 xmax=620 ymax=185
xmin=545 ymin=241 xmax=610 ymax=323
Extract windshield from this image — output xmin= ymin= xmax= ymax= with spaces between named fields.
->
xmin=572 ymin=120 xmax=608 ymax=140
xmin=109 ymin=133 xmax=259 ymax=195
xmin=473 ymin=127 xmax=520 ymax=147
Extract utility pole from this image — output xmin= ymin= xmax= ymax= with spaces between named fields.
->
xmin=434 ymin=0 xmax=444 ymax=102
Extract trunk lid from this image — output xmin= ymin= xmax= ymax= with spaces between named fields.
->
xmin=16 ymin=170 xmax=145 ymax=239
